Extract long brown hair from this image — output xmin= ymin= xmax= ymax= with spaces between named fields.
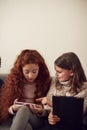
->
xmin=55 ymin=52 xmax=86 ymax=92
xmin=0 ymin=49 xmax=51 ymax=121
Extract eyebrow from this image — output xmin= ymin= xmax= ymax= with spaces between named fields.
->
xmin=24 ymin=68 xmax=39 ymax=71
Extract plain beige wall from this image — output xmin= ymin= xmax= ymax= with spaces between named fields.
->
xmin=0 ymin=0 xmax=87 ymax=76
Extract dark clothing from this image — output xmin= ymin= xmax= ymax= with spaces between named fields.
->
xmin=0 ymin=79 xmax=3 ymax=87
xmin=0 ymin=79 xmax=4 ymax=90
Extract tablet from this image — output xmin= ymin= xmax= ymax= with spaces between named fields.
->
xmin=14 ymin=100 xmax=41 ymax=107
xmin=53 ymin=96 xmax=84 ymax=129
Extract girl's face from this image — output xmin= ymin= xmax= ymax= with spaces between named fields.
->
xmin=22 ymin=63 xmax=39 ymax=84
xmin=54 ymin=65 xmax=73 ymax=82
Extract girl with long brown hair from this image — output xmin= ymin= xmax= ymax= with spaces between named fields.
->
xmin=37 ymin=52 xmax=87 ymax=130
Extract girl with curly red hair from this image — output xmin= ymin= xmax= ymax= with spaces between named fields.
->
xmin=0 ymin=49 xmax=51 ymax=130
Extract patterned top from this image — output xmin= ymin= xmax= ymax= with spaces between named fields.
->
xmin=46 ymin=77 xmax=87 ymax=113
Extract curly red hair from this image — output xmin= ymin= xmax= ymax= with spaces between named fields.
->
xmin=0 ymin=49 xmax=51 ymax=121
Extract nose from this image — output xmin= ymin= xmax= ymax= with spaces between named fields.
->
xmin=28 ymin=72 xmax=33 ymax=78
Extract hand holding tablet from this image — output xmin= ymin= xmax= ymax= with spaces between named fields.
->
xmin=14 ymin=98 xmax=41 ymax=107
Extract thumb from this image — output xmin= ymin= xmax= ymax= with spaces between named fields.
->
xmin=14 ymin=98 xmax=18 ymax=104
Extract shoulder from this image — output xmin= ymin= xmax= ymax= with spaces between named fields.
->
xmin=75 ymin=82 xmax=87 ymax=98
xmin=83 ymin=82 xmax=87 ymax=87
xmin=81 ymin=82 xmax=87 ymax=91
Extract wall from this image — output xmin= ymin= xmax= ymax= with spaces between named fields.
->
xmin=0 ymin=0 xmax=87 ymax=76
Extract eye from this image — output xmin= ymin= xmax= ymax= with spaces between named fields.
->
xmin=24 ymin=70 xmax=29 ymax=74
xmin=58 ymin=71 xmax=62 ymax=73
xmin=32 ymin=69 xmax=39 ymax=74
xmin=32 ymin=71 xmax=37 ymax=74
xmin=56 ymin=70 xmax=62 ymax=74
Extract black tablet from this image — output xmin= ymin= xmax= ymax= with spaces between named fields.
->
xmin=53 ymin=96 xmax=84 ymax=129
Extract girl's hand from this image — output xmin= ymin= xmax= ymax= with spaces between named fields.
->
xmin=29 ymin=104 xmax=44 ymax=114
xmin=48 ymin=111 xmax=60 ymax=125
xmin=36 ymin=97 xmax=52 ymax=106
xmin=10 ymin=99 xmax=23 ymax=112
xmin=8 ymin=104 xmax=23 ymax=114
xmin=11 ymin=104 xmax=23 ymax=112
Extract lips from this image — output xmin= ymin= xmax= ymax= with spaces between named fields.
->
xmin=29 ymin=79 xmax=33 ymax=81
